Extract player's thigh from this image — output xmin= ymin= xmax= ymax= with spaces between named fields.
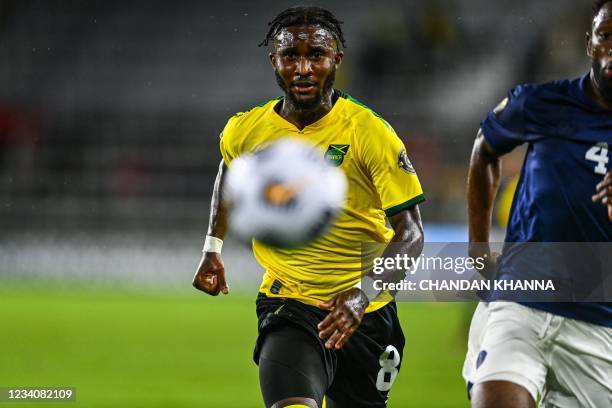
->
xmin=466 ymin=303 xmax=535 ymax=407
xmin=326 ymin=302 xmax=405 ymax=408
xmin=463 ymin=302 xmax=491 ymax=387
xmin=258 ymin=324 xmax=328 ymax=408
xmin=466 ymin=302 xmax=548 ymax=405
xmin=542 ymin=319 xmax=612 ymax=408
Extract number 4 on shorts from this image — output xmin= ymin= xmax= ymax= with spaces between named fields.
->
xmin=585 ymin=142 xmax=609 ymax=175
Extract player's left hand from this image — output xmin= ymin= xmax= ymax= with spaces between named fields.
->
xmin=317 ymin=288 xmax=369 ymax=350
xmin=592 ymin=171 xmax=612 ymax=221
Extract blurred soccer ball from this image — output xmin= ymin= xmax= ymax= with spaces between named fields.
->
xmin=224 ymin=138 xmax=347 ymax=248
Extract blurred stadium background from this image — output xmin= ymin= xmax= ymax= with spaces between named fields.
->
xmin=0 ymin=0 xmax=593 ymax=406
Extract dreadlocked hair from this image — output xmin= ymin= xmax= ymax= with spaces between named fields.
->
xmin=593 ymin=0 xmax=612 ymax=15
xmin=258 ymin=5 xmax=346 ymax=49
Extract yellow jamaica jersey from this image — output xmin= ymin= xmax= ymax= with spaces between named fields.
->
xmin=220 ymin=92 xmax=424 ymax=312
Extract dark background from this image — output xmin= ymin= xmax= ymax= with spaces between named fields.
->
xmin=0 ymin=0 xmax=591 ymax=232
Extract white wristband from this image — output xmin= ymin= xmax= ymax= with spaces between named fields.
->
xmin=354 ymin=275 xmax=380 ymax=302
xmin=203 ymin=235 xmax=223 ymax=253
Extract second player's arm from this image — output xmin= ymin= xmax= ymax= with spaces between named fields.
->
xmin=317 ymin=205 xmax=424 ymax=349
xmin=192 ymin=160 xmax=230 ymax=295
xmin=467 ymin=129 xmax=502 ymax=278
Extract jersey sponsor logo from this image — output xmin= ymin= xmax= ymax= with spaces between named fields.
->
xmin=324 ymin=144 xmax=350 ymax=166
xmin=398 ymin=149 xmax=415 ymax=174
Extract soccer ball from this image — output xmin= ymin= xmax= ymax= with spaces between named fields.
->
xmin=224 ymin=137 xmax=347 ymax=248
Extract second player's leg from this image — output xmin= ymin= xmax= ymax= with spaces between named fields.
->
xmin=471 ymin=381 xmax=536 ymax=408
xmin=463 ymin=302 xmax=548 ymax=408
xmin=541 ymin=318 xmax=612 ymax=408
xmin=466 ymin=303 xmax=537 ymax=408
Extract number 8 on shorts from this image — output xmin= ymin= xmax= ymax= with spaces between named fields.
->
xmin=376 ymin=345 xmax=401 ymax=391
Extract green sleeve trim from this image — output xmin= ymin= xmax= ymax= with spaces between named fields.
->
xmin=384 ymin=194 xmax=425 ymax=217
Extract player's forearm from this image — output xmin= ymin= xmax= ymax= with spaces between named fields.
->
xmin=384 ymin=205 xmax=424 ymax=257
xmin=468 ymin=130 xmax=501 ymax=244
xmin=207 ymin=160 xmax=229 ymax=240
xmin=373 ymin=205 xmax=424 ymax=283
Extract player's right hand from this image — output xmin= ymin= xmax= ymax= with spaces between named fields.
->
xmin=318 ymin=288 xmax=368 ymax=349
xmin=192 ymin=252 xmax=228 ymax=296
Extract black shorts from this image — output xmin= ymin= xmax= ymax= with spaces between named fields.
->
xmin=254 ymin=293 xmax=405 ymax=408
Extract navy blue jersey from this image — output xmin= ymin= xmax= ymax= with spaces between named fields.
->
xmin=481 ymin=74 xmax=612 ymax=327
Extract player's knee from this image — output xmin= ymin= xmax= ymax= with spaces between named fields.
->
xmin=471 ymin=381 xmax=535 ymax=408
xmin=270 ymin=397 xmax=318 ymax=408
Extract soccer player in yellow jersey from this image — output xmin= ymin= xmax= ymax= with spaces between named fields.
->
xmin=193 ymin=6 xmax=425 ymax=408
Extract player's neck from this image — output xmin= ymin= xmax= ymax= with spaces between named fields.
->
xmin=278 ymin=90 xmax=336 ymax=130
xmin=586 ymin=71 xmax=612 ymax=111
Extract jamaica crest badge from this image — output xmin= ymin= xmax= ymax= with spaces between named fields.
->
xmin=325 ymin=144 xmax=350 ymax=166
xmin=398 ymin=149 xmax=415 ymax=174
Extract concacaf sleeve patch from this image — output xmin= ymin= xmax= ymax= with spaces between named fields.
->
xmin=398 ymin=149 xmax=415 ymax=174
